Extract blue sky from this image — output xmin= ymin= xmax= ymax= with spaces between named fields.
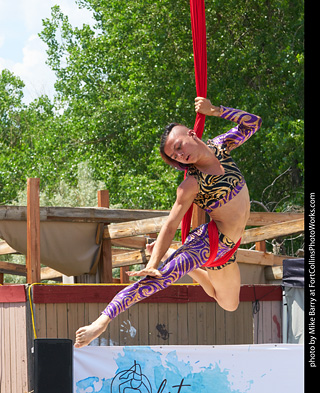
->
xmin=0 ymin=0 xmax=94 ymax=104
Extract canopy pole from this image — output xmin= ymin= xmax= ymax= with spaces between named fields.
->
xmin=26 ymin=178 xmax=41 ymax=283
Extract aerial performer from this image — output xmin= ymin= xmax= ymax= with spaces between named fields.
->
xmin=75 ymin=0 xmax=262 ymax=348
xmin=75 ymin=98 xmax=262 ymax=348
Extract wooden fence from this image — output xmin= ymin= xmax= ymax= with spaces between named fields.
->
xmin=31 ymin=284 xmax=282 ymax=346
xmin=0 ymin=285 xmax=29 ymax=393
xmin=0 ymin=178 xmax=304 ymax=285
xmin=0 ymin=178 xmax=303 ymax=391
xmin=0 ymin=283 xmax=282 ymax=392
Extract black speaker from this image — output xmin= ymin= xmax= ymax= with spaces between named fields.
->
xmin=34 ymin=338 xmax=73 ymax=393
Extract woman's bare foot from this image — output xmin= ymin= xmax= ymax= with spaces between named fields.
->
xmin=74 ymin=314 xmax=110 ymax=348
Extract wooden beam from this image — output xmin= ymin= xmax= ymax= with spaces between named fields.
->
xmin=111 ymin=236 xmax=147 ymax=250
xmin=246 ymin=212 xmax=304 ymax=226
xmin=0 ymin=205 xmax=169 ymax=223
xmin=104 ymin=215 xmax=304 ymax=242
xmin=112 ymin=248 xmax=135 ymax=255
xmin=255 ymin=241 xmax=266 ymax=252
xmin=237 ymin=249 xmax=286 ymax=266
xmin=0 ymin=262 xmax=63 ymax=280
xmin=0 ymin=261 xmax=27 ymax=276
xmin=0 ymin=207 xmax=302 ymax=225
xmin=241 ymin=218 xmax=304 ymax=245
xmin=31 ymin=284 xmax=282 ymax=304
xmin=110 ymin=245 xmax=298 ymax=268
xmin=112 ymin=250 xmax=148 ymax=268
xmin=120 ymin=266 xmax=130 ymax=282
xmin=265 ymin=265 xmax=283 ymax=281
xmin=98 ymin=190 xmax=113 ymax=283
xmin=104 ymin=216 xmax=173 ymax=240
xmin=26 ymin=178 xmax=41 ymax=283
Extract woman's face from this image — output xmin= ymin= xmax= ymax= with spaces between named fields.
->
xmin=163 ymin=125 xmax=200 ymax=165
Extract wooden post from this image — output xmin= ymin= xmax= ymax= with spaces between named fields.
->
xmin=119 ymin=266 xmax=130 ymax=283
xmin=191 ymin=204 xmax=207 ymax=282
xmin=26 ymin=178 xmax=41 ymax=283
xmin=255 ymin=241 xmax=266 ymax=252
xmin=97 ymin=190 xmax=113 ymax=283
xmin=191 ymin=204 xmax=206 ymax=230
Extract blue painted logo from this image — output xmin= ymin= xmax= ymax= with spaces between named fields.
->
xmin=75 ymin=346 xmax=253 ymax=393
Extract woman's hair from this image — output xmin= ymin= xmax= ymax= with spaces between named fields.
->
xmin=160 ymin=123 xmax=189 ymax=171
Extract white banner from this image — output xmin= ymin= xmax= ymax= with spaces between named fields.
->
xmin=74 ymin=344 xmax=303 ymax=393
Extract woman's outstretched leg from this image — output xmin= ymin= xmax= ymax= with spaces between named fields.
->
xmin=74 ymin=226 xmax=210 ymax=348
xmin=75 ymin=314 xmax=111 ymax=348
xmin=102 ymin=237 xmax=209 ymax=319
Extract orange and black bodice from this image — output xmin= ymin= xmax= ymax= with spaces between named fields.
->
xmin=187 ymin=106 xmax=262 ymax=213
xmin=187 ymin=143 xmax=246 ymax=213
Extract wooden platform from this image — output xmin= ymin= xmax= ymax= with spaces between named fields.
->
xmin=31 ymin=284 xmax=281 ymax=346
xmin=0 ymin=283 xmax=282 ymax=392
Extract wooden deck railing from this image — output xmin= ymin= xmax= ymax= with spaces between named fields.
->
xmin=0 ymin=178 xmax=304 ymax=284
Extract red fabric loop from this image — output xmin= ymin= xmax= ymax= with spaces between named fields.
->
xmin=182 ymin=1 xmax=242 ymax=268
xmin=203 ymin=221 xmax=241 ymax=268
xmin=182 ymin=0 xmax=207 ymax=243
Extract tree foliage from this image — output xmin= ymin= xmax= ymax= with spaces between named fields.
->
xmin=1 ymin=0 xmax=304 ymax=211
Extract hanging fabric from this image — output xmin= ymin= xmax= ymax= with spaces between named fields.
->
xmin=181 ymin=0 xmax=207 ymax=243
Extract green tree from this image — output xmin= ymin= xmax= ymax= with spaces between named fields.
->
xmin=1 ymin=0 xmax=304 ymax=211
xmin=39 ymin=0 xmax=304 ymax=210
xmin=0 ymin=70 xmax=82 ymax=204
xmin=0 ymin=69 xmax=27 ymax=202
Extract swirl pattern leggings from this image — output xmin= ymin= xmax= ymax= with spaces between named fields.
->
xmin=102 ymin=223 xmax=236 ymax=320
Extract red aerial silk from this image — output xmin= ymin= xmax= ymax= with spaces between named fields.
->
xmin=181 ymin=0 xmax=241 ymax=266
xmin=181 ymin=0 xmax=207 ymax=243
xmin=202 ymin=221 xmax=241 ymax=268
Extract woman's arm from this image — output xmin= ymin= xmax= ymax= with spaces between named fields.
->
xmin=195 ymin=97 xmax=262 ymax=151
xmin=127 ymin=175 xmax=198 ymax=278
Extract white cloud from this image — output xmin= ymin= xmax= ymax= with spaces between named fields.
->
xmin=0 ymin=0 xmax=94 ymax=104
xmin=20 ymin=0 xmax=94 ymax=33
xmin=0 ymin=57 xmax=14 ymax=73
xmin=11 ymin=34 xmax=56 ymax=104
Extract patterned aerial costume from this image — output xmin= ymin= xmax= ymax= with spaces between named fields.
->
xmin=102 ymin=106 xmax=262 ymax=320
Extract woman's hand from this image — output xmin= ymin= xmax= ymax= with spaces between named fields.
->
xmin=195 ymin=97 xmax=220 ymax=116
xmin=127 ymin=177 xmax=198 ymax=280
xmin=126 ymin=266 xmax=162 ymax=278
xmin=126 ymin=241 xmax=163 ymax=278
xmin=145 ymin=240 xmax=156 ymax=256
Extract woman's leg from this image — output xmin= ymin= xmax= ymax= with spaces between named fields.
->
xmin=75 ymin=225 xmax=210 ymax=348
xmin=146 ymin=244 xmax=216 ymax=298
xmin=75 ymin=314 xmax=110 ymax=348
xmin=103 ymin=234 xmax=210 ymax=320
xmin=187 ymin=268 xmax=216 ymax=298
xmin=205 ymin=230 xmax=241 ymax=311
xmin=206 ymin=262 xmax=241 ymax=311
xmin=74 ymin=224 xmax=241 ymax=348
xmin=150 ymin=243 xmax=216 ymax=299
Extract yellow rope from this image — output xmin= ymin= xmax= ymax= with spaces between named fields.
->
xmin=27 ymin=282 xmax=130 ymax=339
xmin=27 ymin=281 xmax=197 ymax=340
xmin=28 ymin=283 xmax=38 ymax=339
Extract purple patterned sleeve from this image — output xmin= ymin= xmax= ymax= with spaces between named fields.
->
xmin=212 ymin=106 xmax=262 ymax=151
